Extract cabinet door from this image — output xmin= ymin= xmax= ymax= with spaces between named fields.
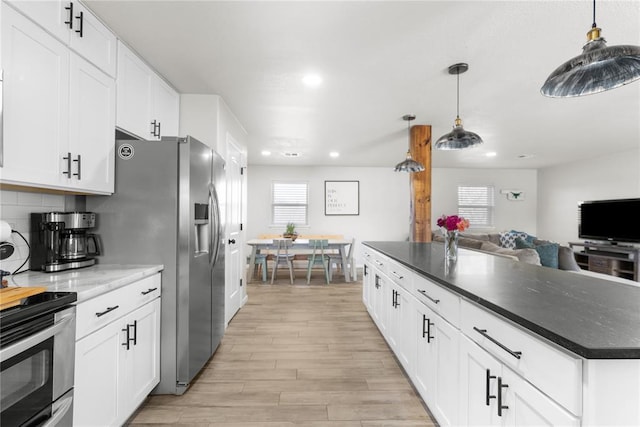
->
xmin=362 ymin=263 xmax=372 ymax=311
xmin=4 ymin=0 xmax=71 ymax=43
xmin=1 ymin=4 xmax=70 ymax=187
xmin=116 ymin=41 xmax=152 ymax=139
xmin=120 ymin=299 xmax=161 ymax=423
xmin=459 ymin=336 xmax=502 ymax=427
xmin=68 ymin=53 xmax=115 ymax=194
xmin=414 ymin=302 xmax=460 ymax=427
xmin=391 ymin=284 xmax=415 ymax=373
xmin=68 ymin=2 xmax=116 ymax=77
xmin=501 ymin=367 xmax=579 ymax=427
xmin=152 ymin=75 xmax=179 ymax=139
xmin=74 ymin=319 xmax=122 ymax=427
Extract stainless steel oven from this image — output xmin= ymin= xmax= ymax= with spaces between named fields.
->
xmin=0 ymin=292 xmax=76 ymax=427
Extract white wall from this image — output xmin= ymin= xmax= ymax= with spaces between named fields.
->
xmin=432 ymin=168 xmax=538 ymax=235
xmin=537 ymin=148 xmax=640 ymax=246
xmin=247 ymin=166 xmax=411 ymax=265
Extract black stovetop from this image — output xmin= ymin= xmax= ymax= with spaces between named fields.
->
xmin=0 ymin=291 xmax=77 ymax=331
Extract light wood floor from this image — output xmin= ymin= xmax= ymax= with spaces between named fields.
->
xmin=127 ymin=270 xmax=436 ymax=426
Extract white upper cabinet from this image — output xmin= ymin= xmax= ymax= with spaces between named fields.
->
xmin=1 ymin=3 xmax=115 ymax=194
xmin=116 ymin=41 xmax=179 ymax=140
xmin=4 ymin=0 xmax=116 ymax=76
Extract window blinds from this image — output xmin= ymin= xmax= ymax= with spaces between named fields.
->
xmin=458 ymin=185 xmax=495 ymax=227
xmin=272 ymin=181 xmax=308 ymax=225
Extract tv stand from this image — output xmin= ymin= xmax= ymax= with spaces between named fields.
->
xmin=569 ymin=242 xmax=639 ymax=282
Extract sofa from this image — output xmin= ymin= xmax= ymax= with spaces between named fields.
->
xmin=431 ymin=230 xmax=581 ymax=271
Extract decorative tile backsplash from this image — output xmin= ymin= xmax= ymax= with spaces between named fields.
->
xmin=0 ymin=190 xmax=66 ymax=274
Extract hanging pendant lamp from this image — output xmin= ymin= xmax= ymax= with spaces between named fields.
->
xmin=541 ymin=0 xmax=640 ymax=97
xmin=394 ymin=114 xmax=425 ymax=172
xmin=435 ymin=63 xmax=483 ymax=150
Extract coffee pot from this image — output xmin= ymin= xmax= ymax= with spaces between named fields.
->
xmin=60 ymin=230 xmax=100 ymax=260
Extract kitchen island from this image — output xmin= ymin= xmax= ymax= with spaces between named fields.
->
xmin=362 ymin=241 xmax=640 ymax=427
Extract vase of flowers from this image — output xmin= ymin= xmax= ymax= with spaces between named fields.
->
xmin=436 ymin=214 xmax=469 ymax=261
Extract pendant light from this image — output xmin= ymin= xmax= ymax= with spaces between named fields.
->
xmin=434 ymin=63 xmax=483 ymax=150
xmin=394 ymin=114 xmax=425 ymax=173
xmin=541 ymin=0 xmax=640 ymax=97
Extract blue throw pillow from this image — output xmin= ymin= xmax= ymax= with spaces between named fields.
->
xmin=535 ymin=242 xmax=559 ymax=268
xmin=515 ymin=237 xmax=534 ymax=249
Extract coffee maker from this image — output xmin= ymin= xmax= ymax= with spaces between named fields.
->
xmin=30 ymin=212 xmax=101 ymax=272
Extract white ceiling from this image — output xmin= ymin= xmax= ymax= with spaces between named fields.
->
xmin=85 ymin=0 xmax=640 ymax=169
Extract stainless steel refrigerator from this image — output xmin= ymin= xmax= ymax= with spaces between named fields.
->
xmin=86 ymin=135 xmax=225 ymax=395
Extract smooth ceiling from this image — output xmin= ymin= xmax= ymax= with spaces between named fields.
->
xmin=85 ymin=0 xmax=640 ymax=168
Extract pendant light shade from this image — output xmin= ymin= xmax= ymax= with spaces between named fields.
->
xmin=541 ymin=0 xmax=640 ymax=97
xmin=394 ymin=115 xmax=425 ymax=173
xmin=435 ymin=63 xmax=483 ymax=150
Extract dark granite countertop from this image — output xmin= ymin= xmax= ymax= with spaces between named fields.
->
xmin=363 ymin=241 xmax=640 ymax=359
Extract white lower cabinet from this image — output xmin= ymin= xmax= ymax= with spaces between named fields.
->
xmin=460 ymin=336 xmax=579 ymax=427
xmin=74 ymin=274 xmax=161 ymax=426
xmin=415 ymin=302 xmax=460 ymax=427
xmin=388 ymin=281 xmax=415 ymax=373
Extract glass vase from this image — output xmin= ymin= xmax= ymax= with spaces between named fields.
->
xmin=444 ymin=230 xmax=459 ymax=261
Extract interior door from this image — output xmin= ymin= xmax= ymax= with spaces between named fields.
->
xmin=225 ymin=135 xmax=243 ymax=324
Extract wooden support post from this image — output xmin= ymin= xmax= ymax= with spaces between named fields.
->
xmin=410 ymin=125 xmax=432 ymax=242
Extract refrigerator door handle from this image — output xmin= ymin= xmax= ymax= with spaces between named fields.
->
xmin=209 ymin=184 xmax=222 ymax=268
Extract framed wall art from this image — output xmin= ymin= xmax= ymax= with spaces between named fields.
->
xmin=325 ymin=180 xmax=359 ymax=215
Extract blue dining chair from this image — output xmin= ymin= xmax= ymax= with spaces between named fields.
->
xmin=306 ymin=239 xmax=330 ymax=284
xmin=271 ymin=239 xmax=295 ymax=284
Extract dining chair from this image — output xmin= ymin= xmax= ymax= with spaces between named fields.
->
xmin=254 ymin=253 xmax=268 ymax=282
xmin=306 ymin=239 xmax=330 ymax=284
xmin=328 ymin=238 xmax=357 ymax=282
xmin=271 ymin=239 xmax=295 ymax=284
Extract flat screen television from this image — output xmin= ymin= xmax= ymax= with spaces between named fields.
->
xmin=579 ymin=198 xmax=640 ymax=244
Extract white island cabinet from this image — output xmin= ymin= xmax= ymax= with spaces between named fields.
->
xmin=74 ymin=273 xmax=161 ymax=426
xmin=1 ymin=2 xmax=115 ymax=194
xmin=363 ymin=243 xmax=640 ymax=427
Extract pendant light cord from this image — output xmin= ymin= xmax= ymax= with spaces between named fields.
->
xmin=592 ymin=0 xmax=597 ymax=28
xmin=456 ymin=70 xmax=460 ymax=120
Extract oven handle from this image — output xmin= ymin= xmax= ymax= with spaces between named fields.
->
xmin=0 ymin=311 xmax=74 ymax=361
xmin=41 ymin=394 xmax=73 ymax=427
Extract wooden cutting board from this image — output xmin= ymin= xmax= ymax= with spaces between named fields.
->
xmin=0 ymin=286 xmax=47 ymax=310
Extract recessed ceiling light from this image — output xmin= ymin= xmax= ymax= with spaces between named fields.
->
xmin=517 ymin=154 xmax=535 ymax=159
xmin=283 ymin=152 xmax=299 ymax=157
xmin=329 ymin=151 xmax=339 ymax=158
xmin=261 ymin=150 xmax=271 ymax=156
xmin=485 ymin=152 xmax=497 ymax=157
xmin=302 ymin=74 xmax=322 ymax=87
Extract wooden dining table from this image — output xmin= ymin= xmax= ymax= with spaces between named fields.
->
xmin=247 ymin=238 xmax=353 ymax=282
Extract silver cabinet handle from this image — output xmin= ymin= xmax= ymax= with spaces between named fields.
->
xmin=390 ymin=270 xmax=404 ymax=280
xmin=62 ymin=152 xmax=72 ymax=177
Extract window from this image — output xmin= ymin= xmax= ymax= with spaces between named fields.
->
xmin=457 ymin=185 xmax=495 ymax=228
xmin=271 ymin=181 xmax=308 ymax=226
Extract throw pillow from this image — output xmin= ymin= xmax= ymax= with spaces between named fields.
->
xmin=499 ymin=231 xmax=529 ymax=249
xmin=513 ymin=248 xmax=541 ymax=265
xmin=535 ymin=242 xmax=559 ymax=268
xmin=558 ymin=246 xmax=581 ymax=271
xmin=511 ymin=230 xmax=536 ymax=244
xmin=514 ymin=237 xmax=534 ymax=249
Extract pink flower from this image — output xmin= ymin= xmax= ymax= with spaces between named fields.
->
xmin=437 ymin=214 xmax=469 ymax=232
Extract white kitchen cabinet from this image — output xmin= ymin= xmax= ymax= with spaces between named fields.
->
xmin=387 ymin=280 xmax=416 ymax=373
xmin=4 ymin=0 xmax=116 ymax=76
xmin=459 ymin=335 xmax=579 ymax=427
xmin=1 ymin=3 xmax=115 ymax=194
xmin=362 ymin=252 xmax=373 ymax=311
xmin=116 ymin=41 xmax=179 ymax=140
xmin=415 ymin=302 xmax=460 ymax=427
xmin=74 ymin=274 xmax=161 ymax=426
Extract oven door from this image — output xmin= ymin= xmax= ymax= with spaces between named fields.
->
xmin=0 ymin=306 xmax=75 ymax=427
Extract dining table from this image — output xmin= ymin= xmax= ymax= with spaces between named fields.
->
xmin=247 ymin=238 xmax=353 ymax=282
